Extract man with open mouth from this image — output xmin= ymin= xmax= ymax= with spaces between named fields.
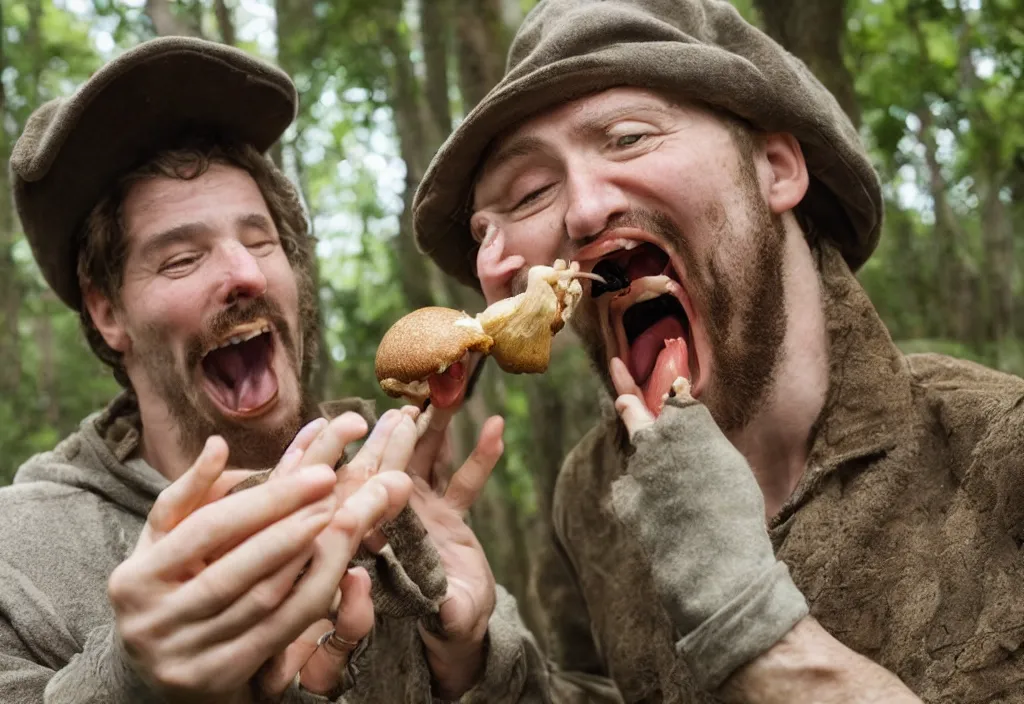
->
xmin=409 ymin=0 xmax=1024 ymax=702
xmin=0 ymin=37 xmax=509 ymax=704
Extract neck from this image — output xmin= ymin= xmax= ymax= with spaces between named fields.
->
xmin=133 ymin=384 xmax=194 ymax=482
xmin=726 ymin=227 xmax=829 ymax=518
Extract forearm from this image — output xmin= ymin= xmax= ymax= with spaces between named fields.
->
xmin=718 ymin=617 xmax=922 ymax=704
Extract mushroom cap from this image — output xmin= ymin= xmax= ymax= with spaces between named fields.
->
xmin=375 ymin=306 xmax=493 ymax=387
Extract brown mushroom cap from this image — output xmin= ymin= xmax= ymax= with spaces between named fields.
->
xmin=375 ymin=306 xmax=493 ymax=388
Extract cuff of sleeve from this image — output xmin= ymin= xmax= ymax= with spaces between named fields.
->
xmin=419 ymin=587 xmax=529 ymax=703
xmin=677 ymin=561 xmax=809 ymax=692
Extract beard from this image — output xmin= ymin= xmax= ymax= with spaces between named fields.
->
xmin=571 ymin=172 xmax=788 ymax=433
xmin=131 ymin=295 xmax=318 ymax=469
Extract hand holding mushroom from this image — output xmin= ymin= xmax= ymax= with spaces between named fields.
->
xmin=374 ymin=259 xmax=603 ymax=409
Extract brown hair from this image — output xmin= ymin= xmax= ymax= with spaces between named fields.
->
xmin=76 ymin=138 xmax=319 ymax=389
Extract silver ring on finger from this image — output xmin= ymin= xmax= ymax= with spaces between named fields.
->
xmin=317 ymin=628 xmax=363 ymax=656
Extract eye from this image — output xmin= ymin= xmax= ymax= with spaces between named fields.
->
xmin=247 ymin=239 xmax=278 ymax=255
xmin=615 ymin=134 xmax=646 ymax=148
xmin=159 ymin=254 xmax=202 ymax=276
xmin=513 ymin=184 xmax=552 ymax=210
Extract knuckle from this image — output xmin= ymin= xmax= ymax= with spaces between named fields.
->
xmin=331 ymin=510 xmax=360 ymax=536
xmin=153 ymin=659 xmax=203 ymax=691
xmin=248 ymin=578 xmax=290 ymax=616
xmin=107 ymin=564 xmax=138 ymax=607
xmin=193 ymin=573 xmax=234 ymax=610
xmin=116 ymin=618 xmax=148 ymax=654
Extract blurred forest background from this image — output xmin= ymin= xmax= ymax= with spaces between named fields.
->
xmin=2 ymin=0 xmax=1023 ymax=635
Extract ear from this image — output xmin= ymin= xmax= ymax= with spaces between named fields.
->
xmin=469 ymin=217 xmax=526 ymax=304
xmin=83 ymin=284 xmax=131 ymax=354
xmin=762 ymin=133 xmax=809 ymax=215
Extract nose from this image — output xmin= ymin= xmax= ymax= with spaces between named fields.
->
xmin=216 ymin=242 xmax=268 ymax=305
xmin=563 ymin=161 xmax=630 ymax=243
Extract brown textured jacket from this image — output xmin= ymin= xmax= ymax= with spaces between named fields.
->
xmin=531 ymin=244 xmax=1024 ymax=703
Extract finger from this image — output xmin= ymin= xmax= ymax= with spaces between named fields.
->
xmin=257 ymin=617 xmax=334 ymax=698
xmin=298 ymin=568 xmax=374 ymax=696
xmin=377 ymin=414 xmax=418 ymax=475
xmin=407 ymin=405 xmax=455 ymax=481
xmin=444 ymin=415 xmax=504 ymax=513
xmin=273 ymin=418 xmax=330 ymax=480
xmin=270 ymin=446 xmax=306 ymax=483
xmin=610 ymin=356 xmax=645 ymax=399
xmin=240 ymin=473 xmax=412 ymax=659
xmin=615 ymin=394 xmax=655 ymax=440
xmin=143 ymin=465 xmax=337 ymax=578
xmin=337 ymin=472 xmax=414 ymax=541
xmin=476 ymin=224 xmax=526 ymax=285
xmin=173 ymin=491 xmax=335 ymax=622
xmin=301 ymin=413 xmax=371 ymax=470
xmin=147 ymin=436 xmax=229 ymax=539
xmin=340 ymin=410 xmax=401 ymax=481
xmin=173 ymin=548 xmax=312 ymax=648
xmin=399 ymin=405 xmax=421 ymax=421
xmin=333 ymin=472 xmax=416 ymax=562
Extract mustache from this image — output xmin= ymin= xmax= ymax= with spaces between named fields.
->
xmin=571 ymin=208 xmax=684 ymax=256
xmin=185 ymin=297 xmax=295 ymax=369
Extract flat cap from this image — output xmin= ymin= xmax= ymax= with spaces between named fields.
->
xmin=412 ymin=0 xmax=884 ymax=290
xmin=10 ymin=36 xmax=298 ymax=310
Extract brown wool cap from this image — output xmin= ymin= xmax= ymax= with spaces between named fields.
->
xmin=412 ymin=0 xmax=885 ymax=291
xmin=10 ymin=36 xmax=298 ymax=311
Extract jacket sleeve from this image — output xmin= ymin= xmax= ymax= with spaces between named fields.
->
xmin=0 ymin=613 xmax=159 ymax=703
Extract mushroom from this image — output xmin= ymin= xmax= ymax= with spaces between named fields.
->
xmin=374 ymin=307 xmax=493 ymax=407
xmin=375 ymin=259 xmax=603 ymax=408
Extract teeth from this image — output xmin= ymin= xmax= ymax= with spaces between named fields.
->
xmin=208 ymin=323 xmax=273 ymax=353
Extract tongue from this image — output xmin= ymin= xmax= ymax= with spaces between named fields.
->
xmin=643 ymin=338 xmax=690 ymax=412
xmin=208 ymin=344 xmax=278 ymax=413
xmin=234 ymin=362 xmax=277 ymax=411
xmin=630 ymin=316 xmax=687 ymax=382
xmin=427 ymin=361 xmax=467 ymax=409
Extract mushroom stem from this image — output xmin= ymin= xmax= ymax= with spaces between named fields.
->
xmin=569 ymin=270 xmax=607 ymax=284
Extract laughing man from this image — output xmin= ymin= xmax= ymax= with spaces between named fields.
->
xmin=0 ymin=38 xmax=507 ymax=704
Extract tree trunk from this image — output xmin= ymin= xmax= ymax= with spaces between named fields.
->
xmin=274 ymin=0 xmax=330 ymax=401
xmin=915 ymin=107 xmax=974 ymax=343
xmin=379 ymin=3 xmax=445 ymax=311
xmin=752 ymin=0 xmax=860 ymax=128
xmin=0 ymin=2 xmax=26 ymax=397
xmin=214 ymin=0 xmax=236 ymax=46
xmin=145 ymin=0 xmax=203 ymax=37
xmin=35 ymin=291 xmax=60 ymax=425
xmin=978 ymin=171 xmax=1014 ymax=343
xmin=421 ymin=0 xmax=453 ymax=146
xmin=455 ymin=0 xmax=509 ymax=112
xmin=953 ymin=13 xmax=1015 ymax=348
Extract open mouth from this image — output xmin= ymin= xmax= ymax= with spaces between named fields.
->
xmin=199 ymin=318 xmax=280 ymax=418
xmin=582 ymin=238 xmax=701 ymax=414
